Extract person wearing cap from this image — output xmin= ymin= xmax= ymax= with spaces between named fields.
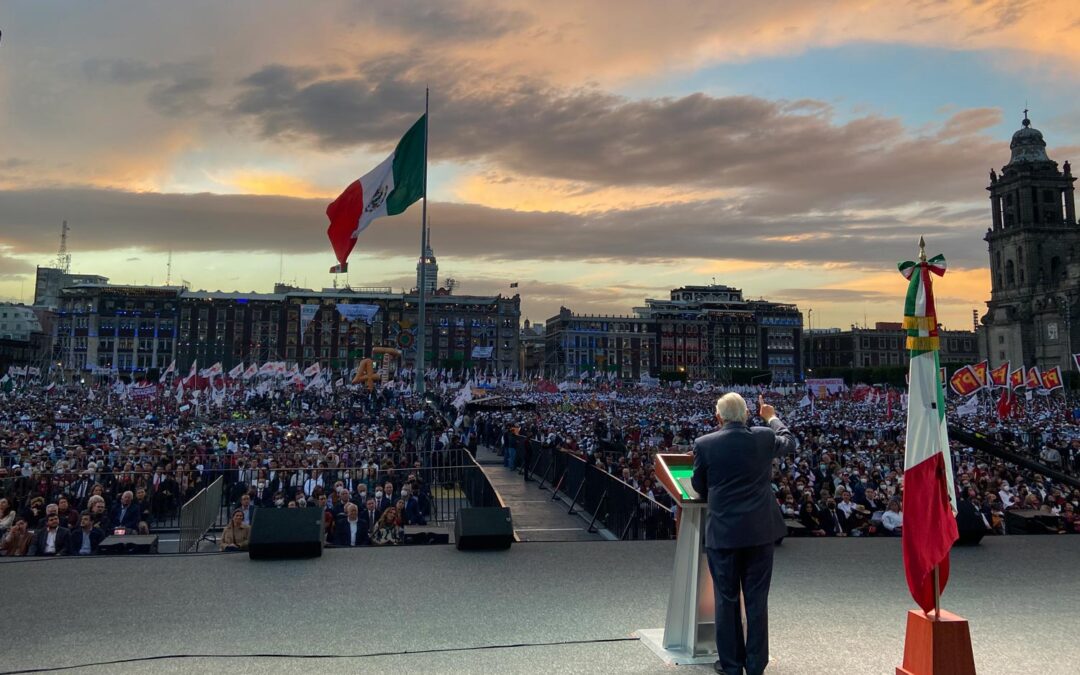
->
xmin=692 ymin=393 xmax=798 ymax=675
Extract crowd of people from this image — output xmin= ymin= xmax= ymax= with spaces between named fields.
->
xmin=0 ymin=378 xmax=454 ymax=555
xmin=3 ymin=374 xmax=1080 ymax=557
xmin=466 ymin=383 xmax=1080 ymax=538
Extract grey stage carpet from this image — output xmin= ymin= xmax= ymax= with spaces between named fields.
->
xmin=0 ymin=537 xmax=1076 ymax=674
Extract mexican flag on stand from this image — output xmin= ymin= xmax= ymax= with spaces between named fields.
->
xmin=326 ymin=114 xmax=426 ymax=272
xmin=899 ymin=244 xmax=958 ymax=614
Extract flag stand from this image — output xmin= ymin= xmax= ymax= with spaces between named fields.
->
xmin=896 ymin=566 xmax=976 ymax=674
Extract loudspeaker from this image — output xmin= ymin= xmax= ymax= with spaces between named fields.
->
xmin=455 ymin=507 xmax=513 ymax=551
xmin=1004 ymin=509 xmax=1058 ymax=535
xmin=249 ymin=508 xmax=324 ymax=559
xmin=99 ymin=534 xmax=158 ymax=554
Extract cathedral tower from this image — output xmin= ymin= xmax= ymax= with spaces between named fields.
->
xmin=982 ymin=113 xmax=1079 ymax=370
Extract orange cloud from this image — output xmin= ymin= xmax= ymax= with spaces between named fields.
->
xmin=210 ymin=170 xmax=334 ymax=199
xmin=450 ymin=170 xmax=732 ymax=213
xmin=424 ymin=1 xmax=1080 ymax=85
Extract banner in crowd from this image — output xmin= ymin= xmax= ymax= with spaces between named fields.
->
xmin=970 ymin=360 xmax=988 ymax=387
xmin=989 ymin=361 xmax=1009 ymax=389
xmin=1010 ymin=367 xmax=1025 ymax=391
xmin=228 ymin=363 xmax=244 ymax=379
xmin=1041 ymin=365 xmax=1064 ymax=391
xmin=303 ymin=362 xmax=321 ymax=378
xmin=300 ymin=304 xmax=320 ymax=334
xmin=804 ymin=378 xmax=845 ymax=396
xmin=1025 ymin=366 xmax=1042 ymax=391
xmin=471 ymin=346 xmax=494 ymax=359
xmin=130 ymin=384 xmax=156 ymax=399
xmin=242 ymin=363 xmax=258 ymax=380
xmin=955 ymin=396 xmax=978 ymax=416
xmin=948 ymin=366 xmax=982 ymax=397
xmin=335 ymin=304 xmax=380 ymax=324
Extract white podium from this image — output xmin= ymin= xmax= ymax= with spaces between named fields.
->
xmin=637 ymin=453 xmax=716 ymax=666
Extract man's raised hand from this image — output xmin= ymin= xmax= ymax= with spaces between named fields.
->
xmin=758 ymin=395 xmax=776 ymax=423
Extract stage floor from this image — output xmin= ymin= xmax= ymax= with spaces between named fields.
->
xmin=1 ymin=537 xmax=1077 ymax=674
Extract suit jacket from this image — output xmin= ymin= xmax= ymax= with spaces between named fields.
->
xmin=110 ymin=503 xmax=141 ymax=530
xmin=692 ymin=417 xmax=798 ymax=549
xmin=333 ymin=517 xmax=370 ymax=546
xmin=821 ymin=508 xmax=845 ymax=536
xmin=30 ymin=527 xmax=71 ymax=556
xmin=404 ymin=497 xmax=427 ymax=526
xmin=68 ymin=527 xmax=106 ymax=555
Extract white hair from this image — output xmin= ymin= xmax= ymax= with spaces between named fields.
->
xmin=715 ymin=393 xmax=749 ymax=424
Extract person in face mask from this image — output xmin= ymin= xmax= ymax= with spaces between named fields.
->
xmin=375 ymin=487 xmax=393 ymax=512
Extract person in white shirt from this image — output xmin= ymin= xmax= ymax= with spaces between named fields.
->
xmin=882 ymin=500 xmax=903 ymax=536
xmin=334 ymin=504 xmax=367 ymax=547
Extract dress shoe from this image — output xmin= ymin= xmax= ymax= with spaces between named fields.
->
xmin=713 ymin=661 xmax=743 ymax=675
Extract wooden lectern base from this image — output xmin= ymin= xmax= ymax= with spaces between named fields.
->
xmin=896 ymin=609 xmax=976 ymax=675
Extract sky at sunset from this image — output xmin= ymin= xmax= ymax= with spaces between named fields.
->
xmin=2 ymin=1 xmax=1080 ymax=330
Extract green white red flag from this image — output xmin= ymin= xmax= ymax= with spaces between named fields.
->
xmin=899 ymin=246 xmax=958 ymax=614
xmin=326 ymin=114 xmax=426 ymax=272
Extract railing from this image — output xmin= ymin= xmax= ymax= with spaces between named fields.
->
xmin=513 ymin=434 xmax=676 ymax=540
xmin=178 ymin=476 xmax=224 ymax=553
xmin=461 ymin=451 xmax=507 ymax=510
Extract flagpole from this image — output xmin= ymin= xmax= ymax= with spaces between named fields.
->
xmin=415 ymin=87 xmax=429 ymax=396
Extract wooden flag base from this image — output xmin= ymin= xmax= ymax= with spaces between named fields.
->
xmin=896 ymin=609 xmax=976 ymax=675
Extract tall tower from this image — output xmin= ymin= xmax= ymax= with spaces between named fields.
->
xmin=982 ymin=112 xmax=1078 ymax=370
xmin=416 ymin=244 xmax=438 ymax=295
xmin=56 ymin=220 xmax=71 ymax=273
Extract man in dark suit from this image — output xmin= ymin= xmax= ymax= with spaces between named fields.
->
xmin=30 ymin=513 xmax=71 ymax=556
xmin=692 ymin=394 xmax=798 ymax=675
xmin=110 ymin=491 xmax=141 ymax=530
xmin=68 ymin=513 xmax=105 ymax=555
xmin=333 ymin=504 xmax=369 ymax=547
xmin=361 ymin=497 xmax=381 ymax=536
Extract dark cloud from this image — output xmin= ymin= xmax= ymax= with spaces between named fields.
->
xmin=229 ymin=63 xmax=1005 ymax=212
xmin=0 ymin=186 xmax=990 ymax=269
xmin=82 ymin=58 xmax=214 ymax=117
xmin=361 ymin=274 xmax=660 ymax=321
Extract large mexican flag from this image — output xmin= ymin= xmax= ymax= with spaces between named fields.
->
xmin=326 ymin=114 xmax=426 ymax=272
xmin=899 ymin=248 xmax=958 ymax=614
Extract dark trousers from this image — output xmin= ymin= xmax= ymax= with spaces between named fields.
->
xmin=705 ymin=543 xmax=774 ymax=675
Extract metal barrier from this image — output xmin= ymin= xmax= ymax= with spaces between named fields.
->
xmin=178 ymin=476 xmax=224 ymax=553
xmin=517 ymin=435 xmax=676 ymax=540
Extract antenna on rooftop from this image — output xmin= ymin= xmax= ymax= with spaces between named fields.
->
xmin=166 ymin=250 xmax=173 ymax=286
xmin=56 ymin=220 xmax=71 ymax=273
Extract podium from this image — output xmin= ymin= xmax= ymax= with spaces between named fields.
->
xmin=637 ymin=453 xmax=717 ymax=665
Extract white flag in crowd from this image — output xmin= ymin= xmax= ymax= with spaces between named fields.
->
xmin=955 ymin=396 xmax=979 ymax=416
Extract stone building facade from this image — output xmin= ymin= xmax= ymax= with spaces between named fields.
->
xmin=980 ymin=114 xmax=1079 ymax=370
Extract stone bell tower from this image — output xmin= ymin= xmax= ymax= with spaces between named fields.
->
xmin=982 ymin=112 xmax=1079 ymax=371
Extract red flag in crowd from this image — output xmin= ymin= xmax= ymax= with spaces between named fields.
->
xmin=1041 ymin=366 xmax=1064 ymax=391
xmin=970 ymin=360 xmax=988 ymax=388
xmin=948 ymin=366 xmax=982 ymax=397
xmin=996 ymin=388 xmax=1012 ymax=420
xmin=989 ymin=361 xmax=1009 ymax=389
